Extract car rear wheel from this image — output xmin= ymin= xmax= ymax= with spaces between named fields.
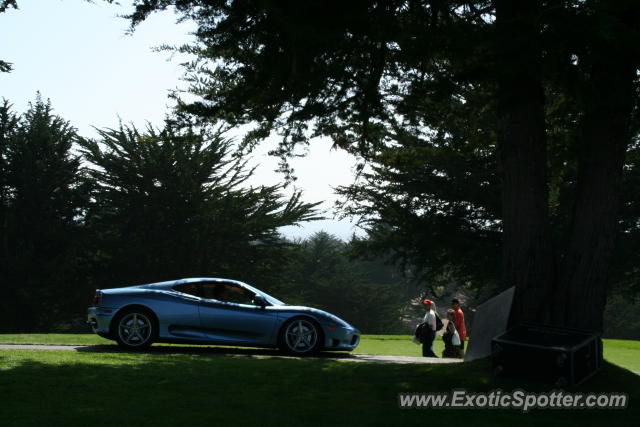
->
xmin=114 ymin=308 xmax=156 ymax=349
xmin=279 ymin=318 xmax=322 ymax=356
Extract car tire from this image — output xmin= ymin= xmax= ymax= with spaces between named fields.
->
xmin=113 ymin=307 xmax=157 ymax=349
xmin=279 ymin=317 xmax=323 ymax=356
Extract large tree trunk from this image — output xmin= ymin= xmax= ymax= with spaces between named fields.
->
xmin=553 ymin=2 xmax=639 ymax=332
xmin=495 ymin=0 xmax=555 ymax=326
xmin=498 ymin=0 xmax=639 ymax=332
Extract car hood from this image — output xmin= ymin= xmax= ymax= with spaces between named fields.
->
xmin=268 ymin=304 xmax=356 ymax=329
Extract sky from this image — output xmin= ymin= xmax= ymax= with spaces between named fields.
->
xmin=0 ymin=0 xmax=363 ymax=240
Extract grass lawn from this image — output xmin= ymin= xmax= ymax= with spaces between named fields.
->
xmin=1 ymin=333 xmax=637 ymax=372
xmin=1 ymin=334 xmax=638 ymax=426
xmin=0 ymin=347 xmax=637 ymax=427
xmin=0 ymin=333 xmax=110 ymax=346
xmin=597 ymin=339 xmax=640 ymax=374
xmin=358 ymin=335 xmax=640 ymax=374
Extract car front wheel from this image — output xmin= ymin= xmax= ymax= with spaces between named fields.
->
xmin=280 ymin=318 xmax=322 ymax=356
xmin=114 ymin=309 xmax=155 ymax=349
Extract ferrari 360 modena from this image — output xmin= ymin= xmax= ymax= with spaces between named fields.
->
xmin=87 ymin=277 xmax=360 ymax=355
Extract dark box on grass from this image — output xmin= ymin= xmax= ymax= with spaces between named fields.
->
xmin=491 ymin=323 xmax=603 ymax=387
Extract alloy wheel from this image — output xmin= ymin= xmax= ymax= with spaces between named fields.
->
xmin=118 ymin=312 xmax=152 ymax=347
xmin=284 ymin=319 xmax=319 ymax=354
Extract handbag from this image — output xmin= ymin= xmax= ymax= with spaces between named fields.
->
xmin=414 ymin=322 xmax=426 ymax=343
xmin=435 ymin=314 xmax=444 ymax=331
xmin=452 ymin=329 xmax=461 ymax=346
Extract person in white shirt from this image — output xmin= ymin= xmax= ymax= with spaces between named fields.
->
xmin=421 ymin=299 xmax=438 ymax=357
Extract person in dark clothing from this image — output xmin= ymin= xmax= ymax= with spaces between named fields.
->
xmin=442 ymin=309 xmax=463 ymax=358
xmin=421 ymin=299 xmax=438 ymax=357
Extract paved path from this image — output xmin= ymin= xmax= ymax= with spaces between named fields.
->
xmin=0 ymin=344 xmax=463 ymax=365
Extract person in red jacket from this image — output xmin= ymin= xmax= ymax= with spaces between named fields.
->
xmin=451 ymin=298 xmax=467 ymax=352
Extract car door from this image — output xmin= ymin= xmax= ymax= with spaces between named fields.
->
xmin=163 ymin=282 xmax=205 ymax=339
xmin=198 ymin=281 xmax=278 ymax=345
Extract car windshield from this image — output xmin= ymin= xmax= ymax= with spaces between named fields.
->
xmin=259 ymin=290 xmax=285 ymax=306
xmin=239 ymin=283 xmax=285 ymax=306
xmin=170 ymin=279 xmax=286 ymax=306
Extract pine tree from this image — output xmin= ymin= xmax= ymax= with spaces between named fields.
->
xmin=0 ymin=94 xmax=89 ymax=331
xmin=78 ymin=121 xmax=320 ymax=290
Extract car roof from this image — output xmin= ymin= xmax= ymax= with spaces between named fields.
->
xmin=131 ymin=277 xmax=285 ymax=306
xmin=140 ymin=277 xmax=248 ymax=290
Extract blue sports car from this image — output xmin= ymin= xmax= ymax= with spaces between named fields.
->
xmin=87 ymin=277 xmax=360 ymax=355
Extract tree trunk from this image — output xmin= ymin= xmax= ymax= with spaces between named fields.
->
xmin=553 ymin=2 xmax=639 ymax=332
xmin=495 ymin=0 xmax=555 ymax=327
xmin=498 ymin=0 xmax=639 ymax=332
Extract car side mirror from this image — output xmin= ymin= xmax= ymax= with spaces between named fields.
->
xmin=253 ymin=295 xmax=268 ymax=308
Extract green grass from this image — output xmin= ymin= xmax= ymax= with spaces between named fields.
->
xmin=356 ymin=334 xmax=445 ymax=357
xmin=1 ymin=333 xmax=637 ymax=373
xmin=0 ymin=333 xmax=109 ymax=346
xmin=357 ymin=335 xmax=640 ymax=374
xmin=0 ymin=333 xmax=442 ymax=352
xmin=0 ymin=333 xmax=437 ymax=352
xmin=0 ymin=349 xmax=637 ymax=427
xmin=600 ymin=339 xmax=640 ymax=374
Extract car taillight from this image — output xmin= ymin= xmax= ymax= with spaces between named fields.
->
xmin=92 ymin=291 xmax=102 ymax=306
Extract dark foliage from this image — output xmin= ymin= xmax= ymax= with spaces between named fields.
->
xmin=0 ymin=97 xmax=321 ymax=332
xmin=77 ymin=120 xmax=320 ymax=291
xmin=123 ymin=0 xmax=640 ymax=332
xmin=0 ymin=95 xmax=91 ymax=331
xmin=274 ymin=232 xmax=409 ymax=333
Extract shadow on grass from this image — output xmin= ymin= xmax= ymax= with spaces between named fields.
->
xmin=0 ymin=348 xmax=637 ymax=427
xmin=74 ymin=344 xmax=360 ymax=360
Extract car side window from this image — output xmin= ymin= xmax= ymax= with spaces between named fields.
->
xmin=201 ymin=282 xmax=255 ymax=305
xmin=173 ymin=283 xmax=201 ymax=297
